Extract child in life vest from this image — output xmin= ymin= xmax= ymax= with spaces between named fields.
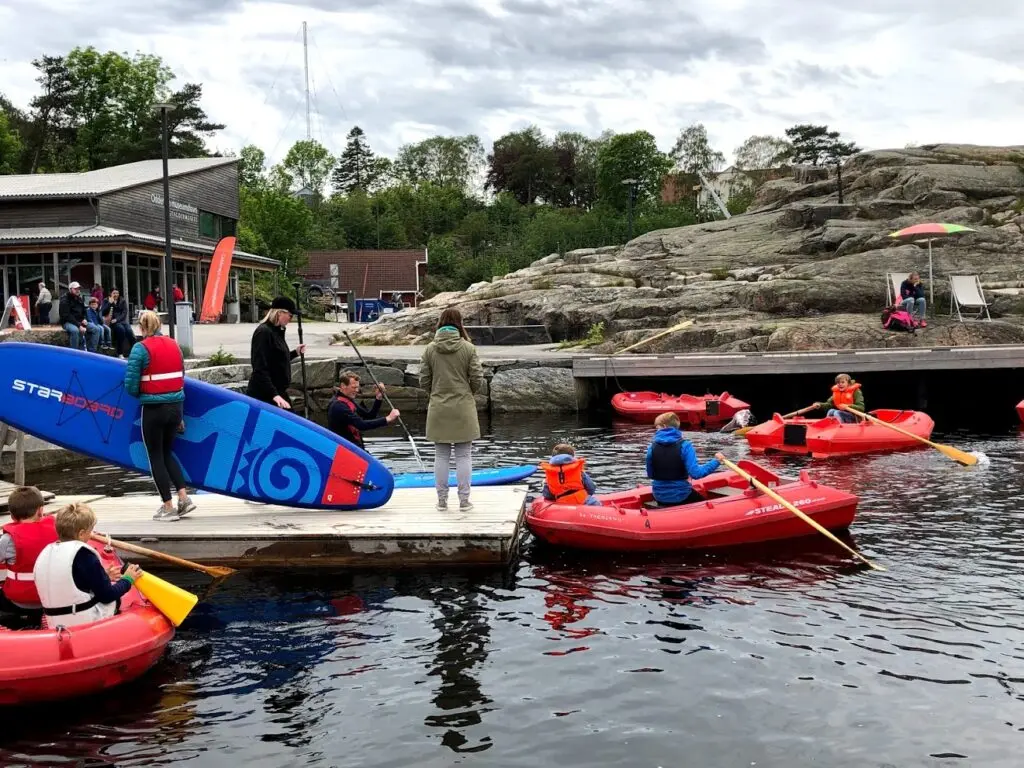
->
xmin=541 ymin=443 xmax=600 ymax=506
xmin=33 ymin=502 xmax=142 ymax=629
xmin=0 ymin=485 xmax=58 ymax=614
xmin=646 ymin=412 xmax=721 ymax=506
xmin=815 ymin=373 xmax=864 ymax=424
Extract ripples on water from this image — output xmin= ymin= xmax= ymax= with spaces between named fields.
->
xmin=3 ymin=415 xmax=1023 ymax=767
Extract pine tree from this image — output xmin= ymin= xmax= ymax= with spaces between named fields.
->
xmin=332 ymin=126 xmax=378 ymax=194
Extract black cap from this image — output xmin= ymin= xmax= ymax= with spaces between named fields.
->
xmin=270 ymin=296 xmax=298 ymax=314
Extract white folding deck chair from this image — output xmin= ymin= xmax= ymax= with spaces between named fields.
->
xmin=949 ymin=275 xmax=992 ymax=321
xmin=885 ymin=272 xmax=904 ymax=306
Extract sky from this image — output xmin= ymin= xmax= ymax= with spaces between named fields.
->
xmin=0 ymin=0 xmax=1022 ymax=169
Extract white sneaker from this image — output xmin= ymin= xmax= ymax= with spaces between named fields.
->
xmin=460 ymin=500 xmax=474 ymax=512
xmin=153 ymin=505 xmax=181 ymax=522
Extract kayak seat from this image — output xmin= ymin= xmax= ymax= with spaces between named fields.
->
xmin=706 ymin=486 xmax=745 ymax=497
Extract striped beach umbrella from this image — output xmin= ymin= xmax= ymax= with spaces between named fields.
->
xmin=889 ymin=223 xmax=976 ymax=310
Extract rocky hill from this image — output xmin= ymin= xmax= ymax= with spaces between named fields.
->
xmin=347 ymin=144 xmax=1024 ymax=353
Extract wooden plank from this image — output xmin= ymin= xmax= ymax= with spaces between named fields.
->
xmin=574 ymin=345 xmax=1024 ymax=378
xmin=61 ymin=486 xmax=527 ymax=569
xmin=0 ymin=480 xmax=56 ymax=514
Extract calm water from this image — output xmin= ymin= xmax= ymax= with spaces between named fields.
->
xmin=3 ymin=413 xmax=1024 ymax=768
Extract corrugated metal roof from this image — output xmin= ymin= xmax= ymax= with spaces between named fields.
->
xmin=0 ymin=224 xmax=278 ymax=267
xmin=0 ymin=157 xmax=237 ymax=200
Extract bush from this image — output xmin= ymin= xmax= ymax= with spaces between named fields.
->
xmin=208 ymin=346 xmax=236 ymax=366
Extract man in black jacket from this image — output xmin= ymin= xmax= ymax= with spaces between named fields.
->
xmin=327 ymin=371 xmax=399 ymax=449
xmin=101 ymin=289 xmax=135 ymax=357
xmin=245 ymin=296 xmax=306 ymax=409
xmin=59 ymin=281 xmax=100 ymax=352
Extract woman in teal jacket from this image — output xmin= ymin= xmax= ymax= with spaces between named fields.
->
xmin=124 ymin=311 xmax=195 ymax=521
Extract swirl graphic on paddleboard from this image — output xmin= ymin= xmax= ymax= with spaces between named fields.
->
xmin=251 ymin=444 xmax=324 ymax=504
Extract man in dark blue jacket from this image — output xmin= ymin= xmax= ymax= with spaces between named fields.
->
xmin=645 ymin=412 xmax=721 ymax=506
xmin=327 ymin=370 xmax=399 ymax=451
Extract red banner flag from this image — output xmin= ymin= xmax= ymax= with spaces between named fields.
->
xmin=199 ymin=236 xmax=236 ymax=324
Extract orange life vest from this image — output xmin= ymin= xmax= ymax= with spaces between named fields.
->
xmin=830 ymin=381 xmax=861 ymax=408
xmin=1 ymin=515 xmax=58 ymax=607
xmin=541 ymin=458 xmax=589 ymax=504
xmin=140 ymin=335 xmax=185 ymax=395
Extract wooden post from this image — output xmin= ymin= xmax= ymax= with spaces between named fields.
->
xmin=14 ymin=431 xmax=24 ymax=486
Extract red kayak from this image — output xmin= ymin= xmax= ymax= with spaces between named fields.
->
xmin=611 ymin=391 xmax=750 ymax=427
xmin=1017 ymin=400 xmax=1024 ymax=422
xmin=0 ymin=541 xmax=174 ymax=705
xmin=745 ymin=409 xmax=934 ymax=458
xmin=525 ymin=460 xmax=857 ymax=552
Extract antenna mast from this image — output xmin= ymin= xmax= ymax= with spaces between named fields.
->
xmin=302 ymin=21 xmax=311 ymax=139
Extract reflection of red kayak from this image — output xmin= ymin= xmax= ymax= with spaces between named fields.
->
xmin=525 ymin=460 xmax=857 ymax=552
xmin=745 ymin=409 xmax=934 ymax=459
xmin=1017 ymin=399 xmax=1024 ymax=422
xmin=0 ymin=541 xmax=174 ymax=705
xmin=611 ymin=391 xmax=750 ymax=426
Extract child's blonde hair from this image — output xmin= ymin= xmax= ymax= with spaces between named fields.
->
xmin=654 ymin=412 xmax=681 ymax=429
xmin=55 ymin=502 xmax=96 ymax=541
xmin=139 ymin=310 xmax=162 ymax=336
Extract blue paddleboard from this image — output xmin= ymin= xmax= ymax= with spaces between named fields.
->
xmin=393 ymin=464 xmax=537 ymax=489
xmin=0 ymin=343 xmax=393 ymax=509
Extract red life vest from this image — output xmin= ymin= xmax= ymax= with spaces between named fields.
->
xmin=331 ymin=395 xmax=363 ymax=448
xmin=540 ymin=458 xmax=589 ymax=504
xmin=140 ymin=335 xmax=184 ymax=395
xmin=830 ymin=382 xmax=861 ymax=408
xmin=2 ymin=515 xmax=58 ymax=607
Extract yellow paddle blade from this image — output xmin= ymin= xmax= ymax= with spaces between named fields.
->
xmin=937 ymin=443 xmax=978 ymax=466
xmin=733 ymin=426 xmax=755 ymax=436
xmin=135 ymin=572 xmax=199 ymax=627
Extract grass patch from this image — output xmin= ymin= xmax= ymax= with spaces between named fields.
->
xmin=207 ymin=346 xmax=237 ymax=367
xmin=557 ymin=321 xmax=607 ymax=349
xmin=710 ymin=267 xmax=731 ymax=280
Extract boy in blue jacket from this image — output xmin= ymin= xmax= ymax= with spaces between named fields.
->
xmin=646 ymin=412 xmax=721 ymax=506
xmin=86 ymin=296 xmax=113 ymax=350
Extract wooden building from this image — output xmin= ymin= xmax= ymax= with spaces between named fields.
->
xmin=0 ymin=158 xmax=279 ymax=322
xmin=301 ymin=249 xmax=428 ymax=308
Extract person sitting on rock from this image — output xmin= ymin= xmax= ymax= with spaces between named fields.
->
xmin=899 ymin=272 xmax=927 ymax=327
xmin=541 ymin=443 xmax=600 ymax=506
xmin=327 ymin=370 xmax=399 ymax=451
xmin=815 ymin=373 xmax=864 ymax=424
xmin=646 ymin=412 xmax=721 ymax=507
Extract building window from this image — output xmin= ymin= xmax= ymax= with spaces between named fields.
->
xmin=221 ymin=217 xmax=237 ymax=237
xmin=199 ymin=211 xmax=217 ymax=238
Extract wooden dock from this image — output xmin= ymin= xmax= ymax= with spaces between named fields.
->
xmin=573 ymin=344 xmax=1024 ymax=378
xmin=40 ymin=486 xmax=528 ymax=569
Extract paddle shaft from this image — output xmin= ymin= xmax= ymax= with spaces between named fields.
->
xmin=716 ymin=456 xmax=885 ymax=571
xmin=735 ymin=404 xmax=817 ymax=435
xmin=612 ymin=320 xmax=693 ymax=356
xmin=91 ymin=533 xmax=236 ymax=578
xmin=842 ymin=406 xmax=976 ymax=465
xmin=292 ymin=282 xmax=309 ymax=419
xmin=343 ymin=331 xmax=426 ymax=470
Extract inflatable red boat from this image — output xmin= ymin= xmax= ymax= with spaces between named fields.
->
xmin=611 ymin=391 xmax=750 ymax=427
xmin=745 ymin=409 xmax=934 ymax=458
xmin=0 ymin=541 xmax=174 ymax=705
xmin=525 ymin=460 xmax=858 ymax=552
xmin=1017 ymin=399 xmax=1024 ymax=422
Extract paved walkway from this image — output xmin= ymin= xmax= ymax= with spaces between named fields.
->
xmin=190 ymin=321 xmax=581 ymax=361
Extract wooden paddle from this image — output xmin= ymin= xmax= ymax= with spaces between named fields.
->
xmin=612 ymin=319 xmax=693 ymax=356
xmin=733 ymin=405 xmax=816 ymax=436
xmin=715 ymin=454 xmax=886 ymax=571
xmin=92 ymin=533 xmax=236 ymax=579
xmin=841 ymin=406 xmax=977 ymax=466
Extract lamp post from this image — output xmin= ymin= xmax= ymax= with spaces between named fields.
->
xmin=153 ymin=102 xmax=175 ymax=340
xmin=621 ymin=178 xmax=639 ymax=243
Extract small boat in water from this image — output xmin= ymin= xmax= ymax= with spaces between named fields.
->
xmin=0 ymin=541 xmax=174 ymax=705
xmin=745 ymin=409 xmax=934 ymax=458
xmin=611 ymin=391 xmax=750 ymax=427
xmin=525 ymin=460 xmax=858 ymax=552
xmin=1017 ymin=399 xmax=1024 ymax=422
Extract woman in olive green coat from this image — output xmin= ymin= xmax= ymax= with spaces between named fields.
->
xmin=420 ymin=308 xmax=485 ymax=511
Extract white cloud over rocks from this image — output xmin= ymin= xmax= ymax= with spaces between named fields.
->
xmin=0 ymin=0 xmax=1022 ymax=168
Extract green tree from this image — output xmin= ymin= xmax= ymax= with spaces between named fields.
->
xmin=238 ymin=144 xmax=267 ymax=189
xmin=669 ymin=123 xmax=726 ymax=175
xmin=275 ymin=139 xmax=335 ymax=199
xmin=596 ymin=131 xmax=673 ymax=212
xmin=783 ymin=124 xmax=859 ymax=166
xmin=733 ymin=134 xmax=791 ymax=170
xmin=394 ymin=135 xmax=484 ymax=193
xmin=485 ymin=125 xmax=558 ymax=205
xmin=331 ymin=126 xmax=384 ymax=194
xmin=551 ymin=131 xmax=599 ymax=209
xmin=0 ymin=112 xmax=21 ymax=174
xmin=239 ymin=185 xmax=314 ymax=274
